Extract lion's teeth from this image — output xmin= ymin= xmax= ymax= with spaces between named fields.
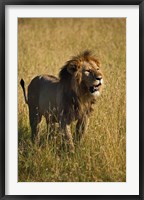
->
xmin=94 ymin=86 xmax=98 ymax=91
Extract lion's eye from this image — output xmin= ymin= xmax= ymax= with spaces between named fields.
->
xmin=84 ymin=70 xmax=90 ymax=75
xmin=97 ymin=68 xmax=99 ymax=71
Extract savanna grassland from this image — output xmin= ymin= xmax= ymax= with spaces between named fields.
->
xmin=18 ymin=18 xmax=126 ymax=182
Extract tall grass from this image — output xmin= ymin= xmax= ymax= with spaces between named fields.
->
xmin=18 ymin=18 xmax=126 ymax=182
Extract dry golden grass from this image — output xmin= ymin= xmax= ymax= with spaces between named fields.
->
xmin=18 ymin=18 xmax=126 ymax=182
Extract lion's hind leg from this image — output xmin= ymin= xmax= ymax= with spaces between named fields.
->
xmin=29 ymin=105 xmax=42 ymax=143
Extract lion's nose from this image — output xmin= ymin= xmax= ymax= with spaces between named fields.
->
xmin=96 ymin=76 xmax=102 ymax=81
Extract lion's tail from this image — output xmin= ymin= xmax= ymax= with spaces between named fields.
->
xmin=20 ymin=79 xmax=28 ymax=104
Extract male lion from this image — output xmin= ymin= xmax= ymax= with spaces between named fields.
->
xmin=20 ymin=50 xmax=103 ymax=152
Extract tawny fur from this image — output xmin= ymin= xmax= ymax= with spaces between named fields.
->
xmin=20 ymin=50 xmax=103 ymax=152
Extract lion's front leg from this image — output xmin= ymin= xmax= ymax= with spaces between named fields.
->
xmin=74 ymin=115 xmax=89 ymax=143
xmin=60 ymin=120 xmax=75 ymax=153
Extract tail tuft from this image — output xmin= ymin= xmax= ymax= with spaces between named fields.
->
xmin=20 ymin=78 xmax=28 ymax=104
xmin=20 ymin=79 xmax=24 ymax=88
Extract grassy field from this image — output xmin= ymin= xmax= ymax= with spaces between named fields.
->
xmin=18 ymin=18 xmax=126 ymax=182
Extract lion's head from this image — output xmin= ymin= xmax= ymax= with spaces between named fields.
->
xmin=59 ymin=50 xmax=103 ymax=99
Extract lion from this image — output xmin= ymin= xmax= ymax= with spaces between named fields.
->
xmin=20 ymin=50 xmax=103 ymax=152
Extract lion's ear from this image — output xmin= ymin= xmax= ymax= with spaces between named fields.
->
xmin=59 ymin=62 xmax=78 ymax=80
xmin=67 ymin=63 xmax=78 ymax=74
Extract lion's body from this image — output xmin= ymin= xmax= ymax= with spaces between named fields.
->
xmin=36 ymin=75 xmax=59 ymax=120
xmin=20 ymin=51 xmax=103 ymax=152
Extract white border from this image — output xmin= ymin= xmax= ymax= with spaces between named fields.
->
xmin=5 ymin=5 xmax=139 ymax=195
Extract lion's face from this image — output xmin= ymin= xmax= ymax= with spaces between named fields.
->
xmin=81 ymin=60 xmax=103 ymax=97
xmin=59 ymin=50 xmax=103 ymax=97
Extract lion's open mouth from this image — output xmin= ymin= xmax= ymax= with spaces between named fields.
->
xmin=89 ymin=83 xmax=101 ymax=94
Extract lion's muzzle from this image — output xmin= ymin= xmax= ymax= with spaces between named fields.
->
xmin=89 ymin=77 xmax=103 ymax=96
